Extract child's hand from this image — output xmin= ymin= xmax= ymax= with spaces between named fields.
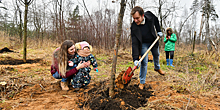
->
xmin=84 ymin=61 xmax=91 ymax=67
xmin=68 ymin=61 xmax=73 ymax=66
xmin=76 ymin=61 xmax=85 ymax=70
xmin=94 ymin=68 xmax=98 ymax=73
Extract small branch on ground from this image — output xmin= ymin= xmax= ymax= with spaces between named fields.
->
xmin=39 ymin=84 xmax=46 ymax=91
xmin=185 ymin=94 xmax=191 ymax=110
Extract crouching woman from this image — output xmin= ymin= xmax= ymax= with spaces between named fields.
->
xmin=50 ymin=40 xmax=90 ymax=90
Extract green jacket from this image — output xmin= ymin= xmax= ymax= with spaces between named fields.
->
xmin=164 ymin=33 xmax=177 ymax=51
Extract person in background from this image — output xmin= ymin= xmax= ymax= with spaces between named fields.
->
xmin=51 ymin=40 xmax=90 ymax=91
xmin=164 ymin=27 xmax=177 ymax=67
xmin=130 ymin=6 xmax=165 ymax=90
xmin=69 ymin=41 xmax=98 ymax=88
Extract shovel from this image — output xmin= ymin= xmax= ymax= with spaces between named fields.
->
xmin=122 ymin=36 xmax=160 ymax=84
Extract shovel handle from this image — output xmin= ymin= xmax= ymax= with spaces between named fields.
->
xmin=128 ymin=66 xmax=137 ymax=77
xmin=139 ymin=36 xmax=160 ymax=63
xmin=128 ymin=36 xmax=160 ymax=76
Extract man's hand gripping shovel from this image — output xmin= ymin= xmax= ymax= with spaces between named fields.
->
xmin=122 ymin=36 xmax=160 ymax=84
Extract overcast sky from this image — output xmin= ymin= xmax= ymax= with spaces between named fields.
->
xmin=75 ymin=0 xmax=220 ymax=31
xmin=1 ymin=0 xmax=220 ymax=31
xmin=76 ymin=0 xmax=220 ymax=21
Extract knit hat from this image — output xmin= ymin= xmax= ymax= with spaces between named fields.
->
xmin=75 ymin=41 xmax=93 ymax=51
xmin=80 ymin=41 xmax=90 ymax=50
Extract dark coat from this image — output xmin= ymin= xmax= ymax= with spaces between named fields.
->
xmin=130 ymin=11 xmax=161 ymax=61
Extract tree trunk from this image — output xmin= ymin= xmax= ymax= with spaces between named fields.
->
xmin=16 ymin=0 xmax=23 ymax=42
xmin=59 ymin=0 xmax=63 ymax=42
xmin=198 ymin=14 xmax=205 ymax=44
xmin=205 ymin=0 xmax=211 ymax=52
xmin=110 ymin=0 xmax=126 ymax=98
xmin=206 ymin=17 xmax=211 ymax=51
xmin=19 ymin=10 xmax=22 ymax=42
xmin=23 ymin=0 xmax=28 ymax=63
xmin=158 ymin=0 xmax=163 ymax=48
xmin=192 ymin=31 xmax=196 ymax=54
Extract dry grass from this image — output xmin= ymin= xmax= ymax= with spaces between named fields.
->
xmin=159 ymin=43 xmax=220 ymax=94
xmin=1 ymin=30 xmax=220 ymax=95
xmin=1 ymin=31 xmax=220 ymax=109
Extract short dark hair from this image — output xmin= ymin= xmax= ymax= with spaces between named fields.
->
xmin=131 ymin=6 xmax=144 ymax=16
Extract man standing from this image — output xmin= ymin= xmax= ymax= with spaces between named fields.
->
xmin=130 ymin=6 xmax=165 ymax=89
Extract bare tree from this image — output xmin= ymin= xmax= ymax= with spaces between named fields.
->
xmin=14 ymin=0 xmax=23 ymax=42
xmin=128 ymin=0 xmax=136 ymax=24
xmin=31 ymin=1 xmax=42 ymax=41
xmin=176 ymin=6 xmax=200 ymax=44
xmin=192 ymin=31 xmax=196 ymax=54
xmin=110 ymin=0 xmax=127 ymax=98
xmin=0 ymin=0 xmax=7 ymax=10
xmin=18 ymin=0 xmax=34 ymax=62
xmin=198 ymin=8 xmax=205 ymax=44
xmin=202 ymin=0 xmax=218 ymax=52
xmin=190 ymin=0 xmax=199 ymax=43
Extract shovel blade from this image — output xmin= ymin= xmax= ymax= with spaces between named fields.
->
xmin=122 ymin=67 xmax=134 ymax=84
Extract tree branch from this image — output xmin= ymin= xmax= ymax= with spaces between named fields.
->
xmin=81 ymin=0 xmax=99 ymax=37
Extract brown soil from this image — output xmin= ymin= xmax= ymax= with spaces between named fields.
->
xmin=0 ymin=47 xmax=14 ymax=53
xmin=0 ymin=57 xmax=220 ymax=110
xmin=0 ymin=57 xmax=42 ymax=65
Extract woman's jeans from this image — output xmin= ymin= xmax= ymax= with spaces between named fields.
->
xmin=52 ymin=66 xmax=76 ymax=82
xmin=53 ymin=72 xmax=69 ymax=82
xmin=139 ymin=43 xmax=160 ymax=84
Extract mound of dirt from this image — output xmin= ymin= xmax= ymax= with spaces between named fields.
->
xmin=0 ymin=57 xmax=42 ymax=65
xmin=0 ymin=47 xmax=14 ymax=53
xmin=77 ymin=80 xmax=153 ymax=110
xmin=1 ymin=78 xmax=153 ymax=110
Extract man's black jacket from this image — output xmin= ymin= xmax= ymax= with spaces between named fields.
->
xmin=130 ymin=11 xmax=161 ymax=61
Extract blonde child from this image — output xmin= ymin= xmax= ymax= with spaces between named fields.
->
xmin=69 ymin=41 xmax=98 ymax=88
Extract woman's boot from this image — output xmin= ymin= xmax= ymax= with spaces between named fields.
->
xmin=60 ymin=81 xmax=69 ymax=90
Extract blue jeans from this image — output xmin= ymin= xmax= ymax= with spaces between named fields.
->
xmin=52 ymin=65 xmax=76 ymax=82
xmin=139 ymin=43 xmax=160 ymax=84
xmin=52 ymin=72 xmax=69 ymax=82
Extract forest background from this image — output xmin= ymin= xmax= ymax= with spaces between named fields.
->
xmin=0 ymin=0 xmax=220 ymax=50
xmin=0 ymin=0 xmax=220 ymax=109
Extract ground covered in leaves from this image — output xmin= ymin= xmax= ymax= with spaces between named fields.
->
xmin=0 ymin=44 xmax=220 ymax=110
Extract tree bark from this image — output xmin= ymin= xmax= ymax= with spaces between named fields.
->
xmin=205 ymin=0 xmax=211 ymax=52
xmin=198 ymin=12 xmax=205 ymax=44
xmin=192 ymin=31 xmax=196 ymax=54
xmin=110 ymin=0 xmax=126 ymax=98
xmin=19 ymin=0 xmax=34 ymax=62
xmin=23 ymin=0 xmax=28 ymax=62
xmin=59 ymin=0 xmax=63 ymax=42
xmin=19 ymin=9 xmax=23 ymax=42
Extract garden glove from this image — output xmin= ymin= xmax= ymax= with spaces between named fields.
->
xmin=157 ymin=32 xmax=163 ymax=37
xmin=134 ymin=60 xmax=141 ymax=68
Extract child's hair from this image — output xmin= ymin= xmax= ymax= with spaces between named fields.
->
xmin=166 ymin=27 xmax=173 ymax=36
